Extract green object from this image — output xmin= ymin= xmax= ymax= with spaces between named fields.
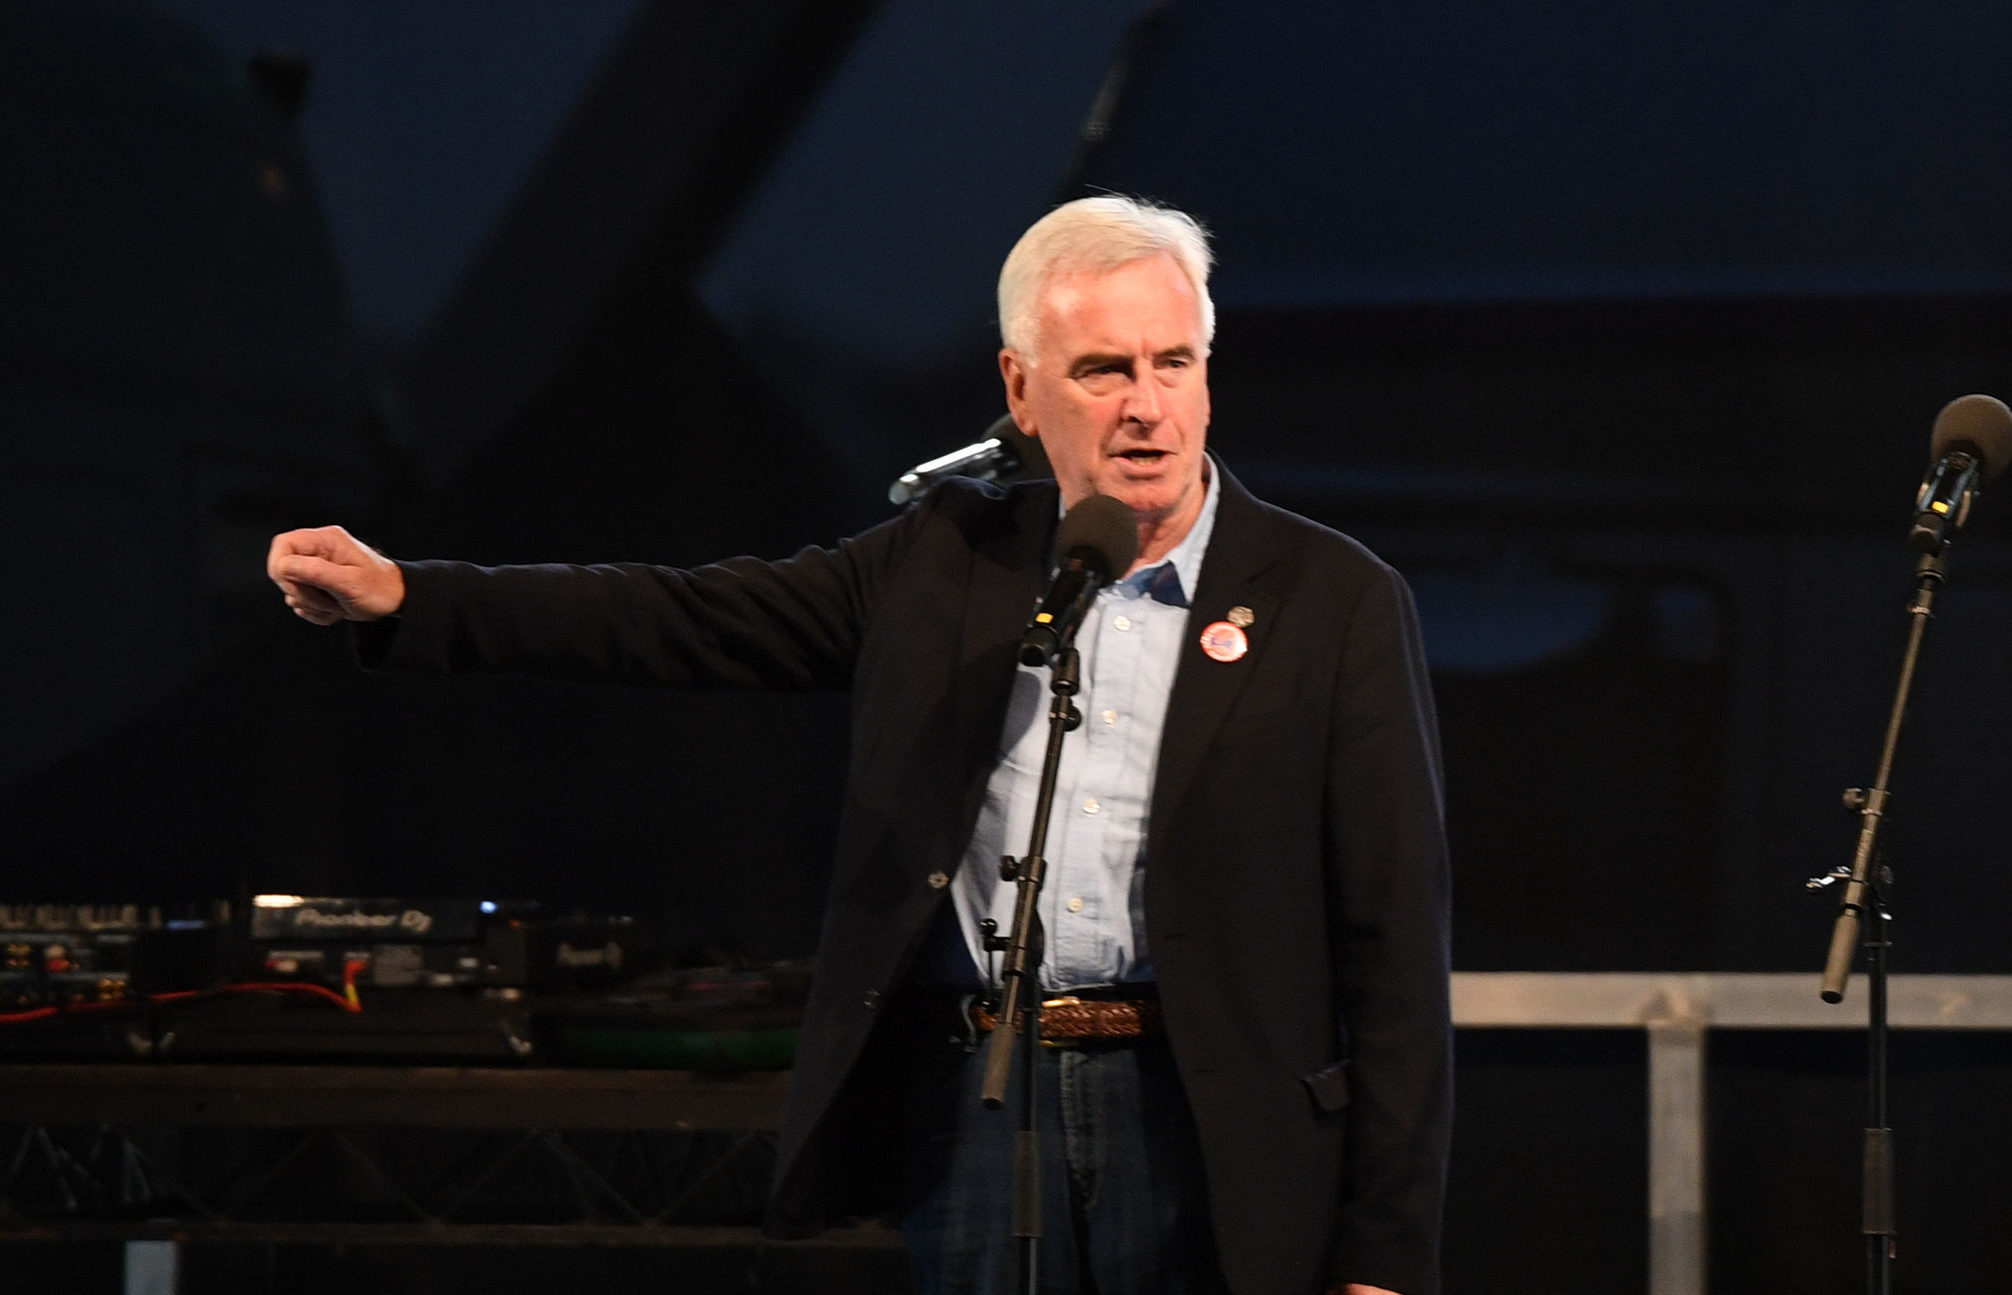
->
xmin=557 ymin=1025 xmax=799 ymax=1071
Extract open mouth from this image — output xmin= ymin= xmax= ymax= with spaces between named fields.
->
xmin=1116 ymin=448 xmax=1169 ymax=463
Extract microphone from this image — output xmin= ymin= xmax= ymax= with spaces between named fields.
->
xmin=1910 ymin=394 xmax=2012 ymax=554
xmin=889 ymin=415 xmax=1050 ymax=505
xmin=1019 ymin=494 xmax=1138 ymax=668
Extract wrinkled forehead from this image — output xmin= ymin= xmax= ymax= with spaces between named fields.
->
xmin=1032 ymin=253 xmax=1205 ymax=348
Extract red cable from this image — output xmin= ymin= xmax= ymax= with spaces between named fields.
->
xmin=0 ymin=977 xmax=362 ymax=1025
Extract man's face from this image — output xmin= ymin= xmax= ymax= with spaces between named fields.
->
xmin=1000 ymin=253 xmax=1212 ymax=537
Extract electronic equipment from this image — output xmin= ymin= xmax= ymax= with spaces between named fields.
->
xmin=0 ymin=896 xmax=655 ymax=1063
xmin=248 ymin=895 xmax=650 ymax=992
xmin=0 ymin=902 xmax=226 ymax=1010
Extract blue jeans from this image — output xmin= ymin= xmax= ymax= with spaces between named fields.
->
xmin=895 ymin=1021 xmax=1229 ymax=1295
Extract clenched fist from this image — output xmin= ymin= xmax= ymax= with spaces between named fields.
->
xmin=267 ymin=526 xmax=407 ymax=625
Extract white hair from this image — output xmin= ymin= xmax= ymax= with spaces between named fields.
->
xmin=997 ymin=195 xmax=1215 ymax=358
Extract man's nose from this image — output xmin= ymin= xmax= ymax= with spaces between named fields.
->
xmin=1124 ymin=373 xmax=1163 ymax=425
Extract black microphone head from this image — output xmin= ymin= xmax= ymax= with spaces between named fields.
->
xmin=1056 ymin=493 xmax=1138 ymax=581
xmin=1930 ymin=394 xmax=2012 ymax=483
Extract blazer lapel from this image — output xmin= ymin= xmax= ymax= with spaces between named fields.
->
xmin=1150 ymin=463 xmax=1284 ymax=844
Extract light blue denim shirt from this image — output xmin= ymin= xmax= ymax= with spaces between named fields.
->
xmin=951 ymin=463 xmax=1221 ymax=991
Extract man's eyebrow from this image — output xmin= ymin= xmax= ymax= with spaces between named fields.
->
xmin=1066 ymin=352 xmax=1132 ymax=376
xmin=1156 ymin=344 xmax=1198 ymax=363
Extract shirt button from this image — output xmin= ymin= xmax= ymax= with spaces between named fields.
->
xmin=927 ymin=870 xmax=949 ymax=890
xmin=1113 ymin=615 xmax=1132 ymax=632
xmin=1101 ymin=708 xmax=1118 ymax=726
xmin=1067 ymin=896 xmax=1084 ymax=913
xmin=863 ymin=989 xmax=882 ymax=1010
xmin=1083 ymin=798 xmax=1101 ymax=815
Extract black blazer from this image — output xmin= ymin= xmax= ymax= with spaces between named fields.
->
xmin=370 ymin=462 xmax=1451 ymax=1295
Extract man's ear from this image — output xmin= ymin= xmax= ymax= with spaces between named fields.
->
xmin=999 ymin=349 xmax=1038 ymax=438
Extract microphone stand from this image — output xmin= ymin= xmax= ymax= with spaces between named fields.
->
xmin=980 ymin=642 xmax=1083 ymax=1295
xmin=1814 ymin=545 xmax=1951 ymax=1295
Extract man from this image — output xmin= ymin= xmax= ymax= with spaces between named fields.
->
xmin=269 ymin=196 xmax=1450 ymax=1295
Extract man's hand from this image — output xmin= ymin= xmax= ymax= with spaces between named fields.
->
xmin=267 ymin=526 xmax=406 ymax=625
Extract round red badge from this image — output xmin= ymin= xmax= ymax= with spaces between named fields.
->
xmin=1199 ymin=620 xmax=1248 ymax=662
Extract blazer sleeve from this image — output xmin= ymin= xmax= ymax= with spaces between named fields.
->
xmin=1326 ymin=561 xmax=1453 ymax=1295
xmin=353 ymin=509 xmax=923 ymax=692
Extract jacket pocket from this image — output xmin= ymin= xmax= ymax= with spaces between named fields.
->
xmin=1300 ymin=1060 xmax=1350 ymax=1113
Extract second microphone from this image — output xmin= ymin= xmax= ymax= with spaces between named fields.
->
xmin=1019 ymin=494 xmax=1140 ymax=668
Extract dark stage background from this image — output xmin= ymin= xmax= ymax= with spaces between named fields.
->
xmin=5 ymin=2 xmax=2012 ymax=1290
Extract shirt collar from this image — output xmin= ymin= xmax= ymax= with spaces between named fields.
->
xmin=1116 ymin=458 xmax=1219 ymax=608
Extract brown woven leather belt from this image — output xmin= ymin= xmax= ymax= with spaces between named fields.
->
xmin=969 ymin=993 xmax=1162 ymax=1045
